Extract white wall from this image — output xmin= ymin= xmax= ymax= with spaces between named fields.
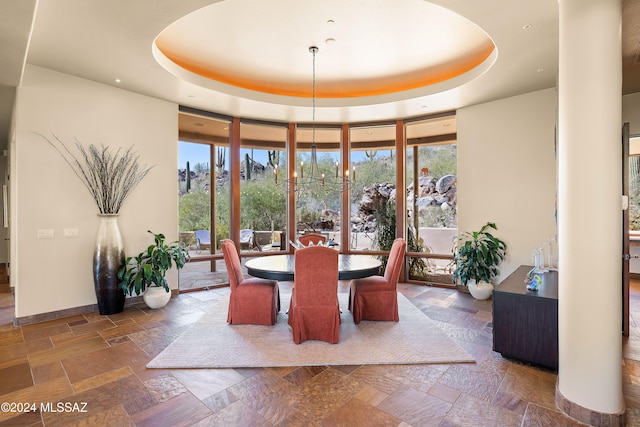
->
xmin=13 ymin=65 xmax=178 ymax=318
xmin=457 ymin=88 xmax=558 ymax=283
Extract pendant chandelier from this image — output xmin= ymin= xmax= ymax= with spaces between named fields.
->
xmin=279 ymin=46 xmax=354 ymax=195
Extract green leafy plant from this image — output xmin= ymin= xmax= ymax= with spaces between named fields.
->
xmin=452 ymin=222 xmax=507 ymax=286
xmin=119 ymin=231 xmax=190 ymax=295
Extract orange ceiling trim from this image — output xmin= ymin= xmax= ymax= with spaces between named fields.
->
xmin=158 ymin=43 xmax=495 ymax=99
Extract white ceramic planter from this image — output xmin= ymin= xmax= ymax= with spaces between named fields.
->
xmin=143 ymin=286 xmax=171 ymax=309
xmin=468 ymin=280 xmax=494 ymax=300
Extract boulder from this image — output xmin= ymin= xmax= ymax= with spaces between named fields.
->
xmin=351 ymin=175 xmax=456 ymax=233
xmin=435 ymin=174 xmax=456 ymax=194
xmin=444 ymin=186 xmax=457 ymax=206
xmin=416 ymin=196 xmax=436 ymax=207
xmin=418 ymin=175 xmax=436 ymax=196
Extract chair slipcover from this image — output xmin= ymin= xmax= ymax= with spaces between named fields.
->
xmin=349 ymin=238 xmax=406 ymax=324
xmin=297 ymin=233 xmax=327 ymax=247
xmin=288 ymin=245 xmax=340 ymax=344
xmin=222 ymin=239 xmax=280 ymax=325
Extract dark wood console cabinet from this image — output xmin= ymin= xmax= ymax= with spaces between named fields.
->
xmin=492 ymin=265 xmax=558 ymax=370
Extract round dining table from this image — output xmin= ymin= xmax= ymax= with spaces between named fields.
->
xmin=245 ymin=254 xmax=382 ymax=281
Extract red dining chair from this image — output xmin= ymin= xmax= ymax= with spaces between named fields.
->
xmin=348 ymin=238 xmax=406 ymax=324
xmin=288 ymin=245 xmax=340 ymax=344
xmin=297 ymin=233 xmax=327 ymax=247
xmin=221 ymin=239 xmax=280 ymax=325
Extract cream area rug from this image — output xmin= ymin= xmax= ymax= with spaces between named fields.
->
xmin=147 ymin=293 xmax=474 ymax=368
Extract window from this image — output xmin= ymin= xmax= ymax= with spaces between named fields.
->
xmin=177 ymin=109 xmax=457 ymax=288
xmin=349 ymin=124 xmax=397 ymax=251
xmin=178 ymin=113 xmax=230 ymax=290
xmin=295 ymin=125 xmax=343 ymax=245
xmin=405 ymin=115 xmax=457 ymax=285
xmin=239 ymin=122 xmax=287 ymax=252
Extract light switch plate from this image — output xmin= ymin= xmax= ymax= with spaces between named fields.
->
xmin=37 ymin=229 xmax=54 ymax=239
xmin=63 ymin=228 xmax=79 ymax=237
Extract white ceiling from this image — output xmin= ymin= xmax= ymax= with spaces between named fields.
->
xmin=155 ymin=0 xmax=495 ymax=100
xmin=0 ymin=0 xmax=639 ymax=140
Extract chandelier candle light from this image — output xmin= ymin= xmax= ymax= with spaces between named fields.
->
xmin=283 ymin=46 xmax=354 ymax=195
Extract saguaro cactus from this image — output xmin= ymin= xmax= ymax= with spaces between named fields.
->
xmin=216 ymin=147 xmax=226 ymax=175
xmin=268 ymin=150 xmax=280 ymax=169
xmin=186 ymin=161 xmax=191 ymax=192
xmin=365 ymin=150 xmax=377 ymax=162
xmin=245 ymin=153 xmax=252 ymax=180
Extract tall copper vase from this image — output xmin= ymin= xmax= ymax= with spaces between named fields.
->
xmin=93 ymin=214 xmax=125 ymax=314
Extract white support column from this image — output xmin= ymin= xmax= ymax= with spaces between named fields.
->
xmin=557 ymin=0 xmax=625 ymax=422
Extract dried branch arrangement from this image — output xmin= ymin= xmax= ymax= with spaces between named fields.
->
xmin=39 ymin=133 xmax=154 ymax=214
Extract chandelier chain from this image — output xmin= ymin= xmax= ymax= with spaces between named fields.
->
xmin=312 ymin=46 xmax=316 ymax=147
xmin=280 ymin=45 xmax=353 ymax=195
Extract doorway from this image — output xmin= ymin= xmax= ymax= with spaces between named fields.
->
xmin=625 ymin=131 xmax=640 ymax=335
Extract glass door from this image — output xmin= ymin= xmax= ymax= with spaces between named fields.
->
xmin=405 ymin=115 xmax=457 ymax=286
xmin=177 ymin=113 xmax=230 ymax=291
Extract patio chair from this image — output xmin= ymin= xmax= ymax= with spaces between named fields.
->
xmin=253 ymin=231 xmax=273 ymax=251
xmin=348 ymin=238 xmax=406 ymax=324
xmin=221 ymin=239 xmax=280 ymax=325
xmin=239 ymin=229 xmax=255 ymax=250
xmin=194 ymin=230 xmax=211 ymax=253
xmin=288 ymin=245 xmax=340 ymax=344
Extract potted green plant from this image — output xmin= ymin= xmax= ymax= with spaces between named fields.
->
xmin=118 ymin=231 xmax=190 ymax=308
xmin=452 ymin=222 xmax=507 ymax=300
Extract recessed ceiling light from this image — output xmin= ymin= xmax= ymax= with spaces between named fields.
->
xmin=523 ymin=24 xmax=532 ymax=30
xmin=325 ymin=38 xmax=336 ymax=45
xmin=115 ymin=78 xmax=121 ymax=83
xmin=327 ymin=19 xmax=335 ymax=25
xmin=537 ymin=68 xmax=544 ymax=73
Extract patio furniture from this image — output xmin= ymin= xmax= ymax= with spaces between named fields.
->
xmin=349 ymin=238 xmax=406 ymax=324
xmin=239 ymin=229 xmax=255 ymax=250
xmin=253 ymin=231 xmax=273 ymax=251
xmin=194 ymin=229 xmax=211 ymax=253
xmin=288 ymin=245 xmax=340 ymax=344
xmin=269 ymin=230 xmax=286 ymax=251
xmin=222 ymin=239 xmax=280 ymax=325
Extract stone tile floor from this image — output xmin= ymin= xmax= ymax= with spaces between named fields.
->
xmin=0 ymin=279 xmax=638 ymax=426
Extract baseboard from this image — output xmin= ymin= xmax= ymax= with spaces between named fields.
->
xmin=556 ymin=381 xmax=626 ymax=426
xmin=13 ymin=289 xmax=179 ymax=326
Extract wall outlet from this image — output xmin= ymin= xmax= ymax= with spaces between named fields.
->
xmin=63 ymin=228 xmax=79 ymax=238
xmin=36 ymin=229 xmax=54 ymax=239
